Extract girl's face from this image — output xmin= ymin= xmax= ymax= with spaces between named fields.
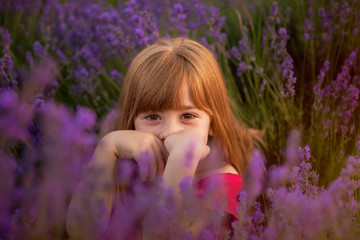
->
xmin=134 ymin=86 xmax=212 ymax=143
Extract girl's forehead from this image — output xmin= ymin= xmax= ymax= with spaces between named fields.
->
xmin=135 ymin=83 xmax=211 ymax=116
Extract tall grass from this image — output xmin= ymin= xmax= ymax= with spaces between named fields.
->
xmin=222 ymin=0 xmax=360 ymax=185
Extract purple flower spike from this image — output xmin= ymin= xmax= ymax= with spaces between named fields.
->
xmin=278 ymin=27 xmax=287 ymax=37
xmin=313 ymin=60 xmax=330 ymax=110
xmin=242 ymin=149 xmax=267 ymax=205
xmin=110 ymin=69 xmax=123 ymax=83
xmin=179 ymin=176 xmax=192 ymax=193
xmin=290 ymin=145 xmax=322 ymax=197
xmin=251 ymin=201 xmax=265 ymax=236
xmin=340 ymin=156 xmax=360 ymax=179
xmin=173 ymin=3 xmax=186 ymax=20
xmin=75 ymin=106 xmax=96 ymax=130
xmin=353 ymin=28 xmax=359 ymax=36
xmin=117 ymin=159 xmax=137 ymax=185
xmin=231 ymin=46 xmax=242 ymax=61
xmin=237 ymin=61 xmax=252 ymax=76
xmin=304 ymin=32 xmax=310 ymax=41
xmin=0 ymin=27 xmax=17 ymax=88
xmin=135 ymin=27 xmax=144 ymax=38
xmin=0 ymin=90 xmax=33 ymax=140
xmin=268 ymin=165 xmax=290 ymax=188
xmin=270 ymin=2 xmax=279 ymax=16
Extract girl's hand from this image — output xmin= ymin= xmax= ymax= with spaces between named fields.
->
xmin=162 ymin=130 xmax=210 ymax=194
xmin=164 ymin=129 xmax=210 ymax=164
xmin=100 ymin=130 xmax=168 ymax=181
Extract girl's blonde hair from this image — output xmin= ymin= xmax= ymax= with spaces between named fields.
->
xmin=115 ymin=37 xmax=259 ymax=173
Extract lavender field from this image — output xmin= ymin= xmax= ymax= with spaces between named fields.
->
xmin=1 ymin=0 xmax=360 ymax=239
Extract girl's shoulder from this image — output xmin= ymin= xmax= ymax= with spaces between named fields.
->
xmin=217 ymin=164 xmax=239 ymax=175
xmin=198 ymin=164 xmax=239 ymax=179
xmin=195 ymin=164 xmax=241 ymax=193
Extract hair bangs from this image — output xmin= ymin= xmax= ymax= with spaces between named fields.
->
xmin=133 ymin=53 xmax=190 ymax=115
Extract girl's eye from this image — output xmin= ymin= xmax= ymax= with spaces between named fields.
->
xmin=145 ymin=114 xmax=161 ymax=121
xmin=181 ymin=113 xmax=196 ymax=120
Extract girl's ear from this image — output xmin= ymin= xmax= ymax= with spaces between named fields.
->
xmin=209 ymin=124 xmax=214 ymax=136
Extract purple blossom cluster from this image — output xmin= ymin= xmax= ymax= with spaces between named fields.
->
xmin=313 ymin=60 xmax=330 ymax=110
xmin=269 ymin=23 xmax=297 ymax=98
xmin=303 ymin=5 xmax=314 ymax=41
xmin=63 ymin=135 xmax=360 ymax=239
xmin=1 ymin=0 xmax=360 ymax=239
xmin=312 ymin=50 xmax=359 ymax=139
xmin=0 ymin=27 xmax=16 ymax=89
xmin=317 ymin=1 xmax=358 ymax=42
xmin=0 ymin=48 xmax=96 ymax=237
xmin=229 ymin=0 xmax=360 ymax=188
xmin=160 ymin=0 xmax=227 ymax=52
xmin=230 ymin=26 xmax=256 ymax=77
xmin=3 ymin=0 xmax=227 ymax=117
xmin=1 ymin=78 xmax=360 ymax=238
xmin=229 ymin=2 xmax=297 ymax=98
xmin=233 ymin=131 xmax=360 ymax=239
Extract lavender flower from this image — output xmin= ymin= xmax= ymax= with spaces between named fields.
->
xmin=0 ymin=27 xmax=17 ymax=88
xmin=1 ymin=0 xmax=360 ymax=238
xmin=33 ymin=94 xmax=45 ymax=111
xmin=340 ymin=155 xmax=360 ymax=179
xmin=303 ymin=9 xmax=313 ymax=42
xmin=242 ymin=150 xmax=267 ymax=206
xmin=321 ymin=51 xmax=359 ymax=137
xmin=353 ymin=28 xmax=359 ymax=36
xmin=339 ymin=1 xmax=353 ymax=25
xmin=291 ymin=145 xmax=322 ymax=197
xmin=251 ymin=201 xmax=265 ymax=237
xmin=313 ymin=60 xmax=330 ymax=110
xmin=33 ymin=41 xmax=49 ymax=59
xmin=231 ymin=46 xmax=242 ymax=61
xmin=277 ymin=28 xmax=289 ymax=56
xmin=110 ymin=69 xmax=123 ymax=83
xmin=173 ymin=3 xmax=186 ymax=20
xmin=29 ymin=102 xmax=97 ymax=238
xmin=236 ymin=61 xmax=253 ymax=76
xmin=280 ymin=55 xmax=297 ymax=98
xmin=318 ymin=7 xmax=329 ymax=28
xmin=0 ymin=90 xmax=32 ymax=140
xmin=238 ymin=26 xmax=254 ymax=58
xmin=341 ymin=85 xmax=359 ymax=124
xmin=331 ymin=51 xmax=357 ymax=99
xmin=270 ymin=2 xmax=279 ymax=16
xmin=25 ymin=51 xmax=35 ymax=68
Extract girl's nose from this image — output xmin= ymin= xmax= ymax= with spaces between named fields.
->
xmin=159 ymin=120 xmax=184 ymax=141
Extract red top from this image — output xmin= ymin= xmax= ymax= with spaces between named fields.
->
xmin=195 ymin=173 xmax=242 ymax=219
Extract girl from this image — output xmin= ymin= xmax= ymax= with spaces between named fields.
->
xmin=67 ymin=37 xmax=260 ymax=239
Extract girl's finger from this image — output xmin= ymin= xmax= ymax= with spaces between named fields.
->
xmin=150 ymin=140 xmax=164 ymax=179
xmin=138 ymin=151 xmax=151 ymax=181
xmin=148 ymin=147 xmax=157 ymax=181
xmin=153 ymin=137 xmax=167 ymax=175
